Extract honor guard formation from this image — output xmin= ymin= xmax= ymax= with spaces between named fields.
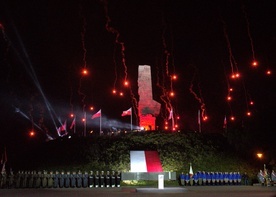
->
xmin=179 ymin=171 xmax=276 ymax=186
xmin=0 ymin=170 xmax=121 ymax=189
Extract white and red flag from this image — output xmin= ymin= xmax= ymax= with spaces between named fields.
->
xmin=189 ymin=163 xmax=194 ymax=178
xmin=168 ymin=109 xmax=173 ymax=120
xmin=92 ymin=109 xmax=101 ymax=119
xmin=57 ymin=120 xmax=67 ymax=136
xmin=121 ymin=108 xmax=131 ymax=116
xmin=130 ymin=151 xmax=163 ymax=173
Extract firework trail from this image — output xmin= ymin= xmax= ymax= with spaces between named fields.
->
xmin=242 ymin=5 xmax=256 ymax=63
xmin=221 ymin=20 xmax=240 ymax=76
xmin=78 ymin=6 xmax=88 ymax=112
xmin=103 ymin=0 xmax=128 ymax=82
xmin=189 ymin=70 xmax=207 ymax=120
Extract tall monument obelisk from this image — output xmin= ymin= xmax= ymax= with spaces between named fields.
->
xmin=138 ymin=65 xmax=161 ymax=130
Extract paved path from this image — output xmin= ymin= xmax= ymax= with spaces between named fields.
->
xmin=0 ymin=186 xmax=275 ymax=197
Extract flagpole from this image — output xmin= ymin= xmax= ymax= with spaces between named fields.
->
xmin=130 ymin=108 xmax=132 ymax=131
xmin=100 ymin=111 xmax=102 ymax=134
xmin=74 ymin=116 xmax=76 ymax=134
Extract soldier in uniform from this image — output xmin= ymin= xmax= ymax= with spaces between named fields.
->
xmin=35 ymin=171 xmax=42 ymax=188
xmin=237 ymin=172 xmax=241 ymax=185
xmin=179 ymin=172 xmax=185 ymax=186
xmin=193 ymin=172 xmax=198 ymax=186
xmin=47 ymin=171 xmax=54 ymax=188
xmin=22 ymin=171 xmax=27 ymax=188
xmin=115 ymin=171 xmax=121 ymax=187
xmin=100 ymin=171 xmax=105 ymax=187
xmin=111 ymin=171 xmax=116 ymax=187
xmin=15 ymin=171 xmax=21 ymax=188
xmin=41 ymin=170 xmax=48 ymax=188
xmin=202 ymin=171 xmax=207 ymax=186
xmin=82 ymin=171 xmax=89 ymax=188
xmin=76 ymin=170 xmax=82 ymax=188
xmin=28 ymin=171 xmax=34 ymax=188
xmin=70 ymin=171 xmax=77 ymax=188
xmin=206 ymin=172 xmax=211 ymax=185
xmin=7 ymin=169 xmax=14 ymax=188
xmin=88 ymin=171 xmax=94 ymax=188
xmin=224 ymin=172 xmax=229 ymax=185
xmin=53 ymin=171 xmax=59 ymax=188
xmin=185 ymin=173 xmax=189 ymax=186
xmin=0 ymin=169 xmax=7 ymax=188
xmin=105 ymin=171 xmax=111 ymax=187
xmin=94 ymin=171 xmax=99 ymax=188
xmin=64 ymin=171 xmax=70 ymax=188
xmin=59 ymin=171 xmax=65 ymax=188
xmin=271 ymin=170 xmax=276 ymax=185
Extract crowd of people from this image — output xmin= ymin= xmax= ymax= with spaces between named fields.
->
xmin=179 ymin=171 xmax=246 ymax=186
xmin=0 ymin=170 xmax=121 ymax=189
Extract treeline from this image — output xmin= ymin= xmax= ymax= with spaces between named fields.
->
xmin=9 ymin=132 xmax=260 ymax=181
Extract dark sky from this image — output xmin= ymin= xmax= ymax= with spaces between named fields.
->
xmin=0 ymin=0 xmax=275 ymax=143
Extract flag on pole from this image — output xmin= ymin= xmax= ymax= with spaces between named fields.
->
xmin=223 ymin=116 xmax=227 ymax=128
xmin=92 ymin=109 xmax=101 ymax=119
xmin=1 ymin=147 xmax=7 ymax=173
xmin=70 ymin=117 xmax=76 ymax=129
xmin=168 ymin=109 xmax=173 ymax=120
xmin=189 ymin=163 xmax=194 ymax=178
xmin=121 ymin=108 xmax=132 ymax=116
xmin=57 ymin=120 xmax=67 ymax=137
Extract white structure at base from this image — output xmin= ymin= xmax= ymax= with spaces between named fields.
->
xmin=158 ymin=174 xmax=164 ymax=189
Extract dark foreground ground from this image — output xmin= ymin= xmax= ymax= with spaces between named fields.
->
xmin=0 ymin=186 xmax=275 ymax=197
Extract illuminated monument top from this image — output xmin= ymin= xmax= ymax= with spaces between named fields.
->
xmin=138 ymin=65 xmax=161 ymax=130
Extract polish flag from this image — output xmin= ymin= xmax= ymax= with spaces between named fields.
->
xmin=130 ymin=151 xmax=163 ymax=172
xmin=121 ymin=108 xmax=131 ymax=116
xmin=92 ymin=109 xmax=101 ymax=119
xmin=223 ymin=116 xmax=227 ymax=128
xmin=189 ymin=163 xmax=194 ymax=178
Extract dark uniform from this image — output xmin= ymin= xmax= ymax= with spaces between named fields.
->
xmin=88 ymin=171 xmax=94 ymax=188
xmin=70 ymin=171 xmax=77 ymax=188
xmin=111 ymin=171 xmax=116 ymax=187
xmin=47 ymin=171 xmax=54 ymax=188
xmin=115 ymin=171 xmax=121 ymax=187
xmin=82 ymin=171 xmax=89 ymax=188
xmin=100 ymin=171 xmax=104 ymax=187
xmin=53 ymin=171 xmax=59 ymax=188
xmin=64 ymin=171 xmax=70 ymax=188
xmin=76 ymin=171 xmax=82 ymax=188
xmin=59 ymin=171 xmax=65 ymax=188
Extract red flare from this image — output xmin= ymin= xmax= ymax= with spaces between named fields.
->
xmin=230 ymin=116 xmax=235 ymax=121
xmin=119 ymin=92 xmax=124 ymax=96
xmin=266 ymin=70 xmax=271 ymax=75
xmin=82 ymin=118 xmax=86 ymax=122
xmin=89 ymin=106 xmax=94 ymax=110
xmin=250 ymin=101 xmax=254 ymax=105
xmin=229 ymin=88 xmax=233 ymax=92
xmin=70 ymin=113 xmax=74 ymax=118
xmin=227 ymin=96 xmax=232 ymax=101
xmin=124 ymin=80 xmax=129 ymax=86
xmin=29 ymin=131 xmax=35 ymax=137
xmin=169 ymin=91 xmax=175 ymax=97
xmin=252 ymin=60 xmax=258 ymax=67
xmin=112 ymin=89 xmax=117 ymax=94
xmin=172 ymin=74 xmax=177 ymax=80
xmin=246 ymin=111 xmax=251 ymax=116
xmin=82 ymin=68 xmax=88 ymax=75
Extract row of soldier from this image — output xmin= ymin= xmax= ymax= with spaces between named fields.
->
xmin=0 ymin=170 xmax=121 ymax=189
xmin=179 ymin=171 xmax=243 ymax=186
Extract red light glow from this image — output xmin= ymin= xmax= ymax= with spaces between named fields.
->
xmin=169 ymin=92 xmax=175 ymax=97
xmin=227 ymin=96 xmax=232 ymax=101
xmin=230 ymin=116 xmax=235 ymax=121
xmin=229 ymin=88 xmax=233 ymax=92
xmin=29 ymin=131 xmax=35 ymax=137
xmin=82 ymin=68 xmax=88 ymax=75
xmin=82 ymin=118 xmax=86 ymax=122
xmin=250 ymin=101 xmax=254 ymax=105
xmin=246 ymin=111 xmax=251 ymax=116
xmin=266 ymin=70 xmax=271 ymax=75
xmin=124 ymin=81 xmax=129 ymax=86
xmin=112 ymin=89 xmax=117 ymax=94
xmin=252 ymin=60 xmax=258 ymax=67
xmin=172 ymin=75 xmax=177 ymax=80
xmin=203 ymin=116 xmax=208 ymax=121
xmin=119 ymin=92 xmax=124 ymax=96
xmin=70 ymin=113 xmax=74 ymax=118
xmin=90 ymin=106 xmax=94 ymax=110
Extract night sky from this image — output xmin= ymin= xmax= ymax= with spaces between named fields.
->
xmin=0 ymin=0 xmax=275 ymax=144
